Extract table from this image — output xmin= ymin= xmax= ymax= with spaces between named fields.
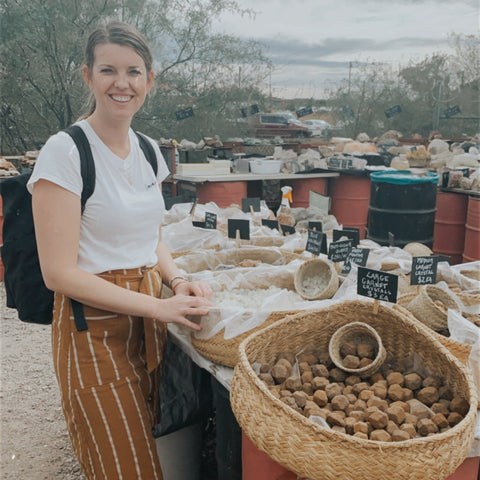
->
xmin=173 ymin=172 xmax=339 ymax=208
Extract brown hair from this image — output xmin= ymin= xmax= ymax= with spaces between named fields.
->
xmin=80 ymin=20 xmax=154 ymax=118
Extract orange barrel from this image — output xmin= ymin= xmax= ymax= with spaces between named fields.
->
xmin=433 ymin=192 xmax=468 ymax=265
xmin=289 ymin=178 xmax=328 ymax=208
xmin=462 ymin=196 xmax=480 ymax=263
xmin=330 ymin=175 xmax=371 ymax=239
xmin=196 ymin=181 xmax=247 ymax=207
xmin=242 ymin=432 xmax=297 ymax=480
xmin=444 ymin=456 xmax=479 ymax=480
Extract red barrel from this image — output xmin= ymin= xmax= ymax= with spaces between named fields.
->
xmin=242 ymin=432 xmax=296 ymax=480
xmin=330 ymin=175 xmax=371 ymax=239
xmin=196 ymin=181 xmax=247 ymax=207
xmin=463 ymin=196 xmax=480 ymax=263
xmin=290 ymin=178 xmax=328 ymax=208
xmin=433 ymin=192 xmax=468 ymax=265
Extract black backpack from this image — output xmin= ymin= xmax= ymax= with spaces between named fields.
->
xmin=0 ymin=125 xmax=158 ymax=330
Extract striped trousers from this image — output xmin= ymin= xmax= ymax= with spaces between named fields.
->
xmin=52 ymin=267 xmax=167 ymax=480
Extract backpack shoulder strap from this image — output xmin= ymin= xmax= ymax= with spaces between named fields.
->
xmin=62 ymin=125 xmax=95 ymax=214
xmin=135 ymin=131 xmax=158 ymax=176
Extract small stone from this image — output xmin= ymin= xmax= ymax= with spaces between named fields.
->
xmin=388 ymin=384 xmax=404 ymax=402
xmin=422 ymin=375 xmax=442 ymax=389
xmin=311 ymin=376 xmax=329 ymax=391
xmin=293 ymin=391 xmax=308 ymax=408
xmin=447 ymin=412 xmax=464 ymax=427
xmin=370 ymin=429 xmax=391 ymax=442
xmin=313 ymin=389 xmax=328 ymax=407
xmin=299 ymin=361 xmax=312 ymax=375
xmin=258 ymin=373 xmax=274 ymax=386
xmin=387 ymin=405 xmax=406 ymax=425
xmin=359 ymin=357 xmax=373 ymax=368
xmin=311 ymin=364 xmax=329 ymax=378
xmin=345 ymin=375 xmax=362 ymax=386
xmin=392 ymin=429 xmax=411 ymax=442
xmin=417 ymin=387 xmax=439 ymax=406
xmin=301 ymin=370 xmax=314 ymax=384
xmin=353 ymin=432 xmax=369 ymax=440
xmin=417 ymin=418 xmax=439 ymax=436
xmin=259 ymin=363 xmax=271 ymax=373
xmin=404 ymin=373 xmax=422 ymax=390
xmin=351 ymin=382 xmax=370 ymax=395
xmin=450 ymin=397 xmax=469 ymax=416
xmin=331 ymin=395 xmax=350 ymax=411
xmin=344 ymin=416 xmax=357 ymax=435
xmin=284 ymin=376 xmax=302 ymax=392
xmin=340 ymin=341 xmax=357 ymax=358
xmin=386 ymin=372 xmax=405 ymax=387
xmin=431 ymin=402 xmax=449 ymax=416
xmin=302 ymin=382 xmax=314 ymax=395
xmin=343 ymin=355 xmax=360 ymax=369
xmin=357 ymin=342 xmax=375 ymax=359
xmin=325 ymin=383 xmax=343 ymax=400
xmin=349 ymin=410 xmax=365 ymax=422
xmin=369 ymin=410 xmax=389 ymax=429
xmin=353 ymin=421 xmax=369 ymax=435
xmin=400 ymin=423 xmax=417 ymax=438
xmin=327 ymin=411 xmax=346 ymax=427
xmin=329 ymin=368 xmax=347 ymax=383
xmin=432 ymin=413 xmax=449 ymax=429
xmin=371 ymin=383 xmax=388 ymax=399
xmin=271 ymin=364 xmax=289 ymax=384
xmin=358 ymin=389 xmax=375 ymax=402
xmin=438 ymin=386 xmax=453 ymax=401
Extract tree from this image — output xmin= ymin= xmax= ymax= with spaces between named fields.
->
xmin=0 ymin=0 xmax=271 ymax=154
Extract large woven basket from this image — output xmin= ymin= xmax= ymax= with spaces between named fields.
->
xmin=191 ymin=310 xmax=299 ymax=367
xmin=230 ymin=300 xmax=477 ymax=480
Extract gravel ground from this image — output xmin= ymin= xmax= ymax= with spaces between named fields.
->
xmin=0 ymin=282 xmax=85 ymax=480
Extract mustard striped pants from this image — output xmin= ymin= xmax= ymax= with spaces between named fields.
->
xmin=52 ymin=267 xmax=167 ymax=480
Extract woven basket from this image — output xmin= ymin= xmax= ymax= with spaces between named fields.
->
xmin=191 ymin=310 xmax=299 ymax=367
xmin=328 ymin=321 xmax=386 ymax=378
xmin=230 ymin=300 xmax=477 ymax=480
xmin=294 ymin=258 xmax=339 ymax=300
xmin=401 ymin=285 xmax=462 ymax=332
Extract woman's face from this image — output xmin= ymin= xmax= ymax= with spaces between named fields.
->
xmin=83 ymin=42 xmax=154 ymax=122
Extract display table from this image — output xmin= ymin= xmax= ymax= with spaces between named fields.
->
xmin=173 ymin=172 xmax=339 ymax=208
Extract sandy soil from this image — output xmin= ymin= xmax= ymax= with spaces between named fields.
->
xmin=0 ymin=283 xmax=85 ymax=480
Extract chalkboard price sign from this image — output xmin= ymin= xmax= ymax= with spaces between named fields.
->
xmin=242 ymin=197 xmax=261 ymax=213
xmin=262 ymin=219 xmax=279 ymax=230
xmin=357 ymin=267 xmax=398 ymax=303
xmin=280 ymin=224 xmax=296 ymax=236
xmin=411 ymin=256 xmax=438 ymax=285
xmin=432 ymin=254 xmax=451 ymax=264
xmin=204 ymin=212 xmax=217 ymax=229
xmin=328 ymin=239 xmax=352 ymax=262
xmin=308 ymin=221 xmax=323 ymax=232
xmin=175 ymin=106 xmax=194 ymax=120
xmin=444 ymin=105 xmax=461 ymax=118
xmin=333 ymin=228 xmax=360 ymax=247
xmin=342 ymin=247 xmax=370 ymax=274
xmin=305 ymin=229 xmax=324 ymax=255
xmin=228 ymin=219 xmax=250 ymax=240
xmin=192 ymin=220 xmax=205 ymax=228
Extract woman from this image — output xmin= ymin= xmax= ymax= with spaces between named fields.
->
xmin=28 ymin=20 xmax=213 ymax=479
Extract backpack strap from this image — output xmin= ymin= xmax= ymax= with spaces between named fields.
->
xmin=63 ymin=125 xmax=96 ymax=214
xmin=136 ymin=131 xmax=158 ymax=176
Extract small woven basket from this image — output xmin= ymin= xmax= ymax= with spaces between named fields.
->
xmin=401 ymin=284 xmax=462 ymax=332
xmin=294 ymin=258 xmax=339 ymax=300
xmin=230 ymin=300 xmax=477 ymax=480
xmin=328 ymin=321 xmax=386 ymax=378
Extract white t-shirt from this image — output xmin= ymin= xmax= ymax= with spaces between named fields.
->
xmin=27 ymin=120 xmax=170 ymax=274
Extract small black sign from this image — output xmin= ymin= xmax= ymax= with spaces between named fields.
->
xmin=242 ymin=197 xmax=261 ymax=213
xmin=262 ymin=219 xmax=279 ymax=230
xmin=175 ymin=106 xmax=194 ymax=120
xmin=432 ymin=254 xmax=451 ymax=265
xmin=204 ymin=212 xmax=217 ymax=229
xmin=240 ymin=107 xmax=248 ymax=118
xmin=192 ymin=220 xmax=205 ymax=228
xmin=342 ymin=247 xmax=370 ymax=274
xmin=305 ymin=229 xmax=324 ymax=256
xmin=385 ymin=105 xmax=402 ymax=118
xmin=444 ymin=105 xmax=461 ymax=118
xmin=228 ymin=219 xmax=250 ymax=240
xmin=250 ymin=104 xmax=259 ymax=115
xmin=411 ymin=256 xmax=438 ymax=285
xmin=342 ymin=106 xmax=355 ymax=117
xmin=357 ymin=267 xmax=398 ymax=303
xmin=308 ymin=221 xmax=323 ymax=232
xmin=333 ymin=228 xmax=359 ymax=247
xmin=296 ymin=106 xmax=313 ymax=118
xmin=280 ymin=224 xmax=296 ymax=236
xmin=328 ymin=239 xmax=352 ymax=263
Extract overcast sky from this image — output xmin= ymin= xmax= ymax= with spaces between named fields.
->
xmin=213 ymin=0 xmax=479 ymax=99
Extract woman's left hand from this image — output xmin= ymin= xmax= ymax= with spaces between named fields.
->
xmin=173 ymin=279 xmax=213 ymax=300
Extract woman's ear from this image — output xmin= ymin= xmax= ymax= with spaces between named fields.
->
xmin=146 ymin=70 xmax=155 ymax=93
xmin=82 ymin=65 xmax=93 ymax=89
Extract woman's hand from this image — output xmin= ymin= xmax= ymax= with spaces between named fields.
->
xmin=155 ymin=294 xmax=214 ymax=331
xmin=172 ymin=279 xmax=213 ymax=299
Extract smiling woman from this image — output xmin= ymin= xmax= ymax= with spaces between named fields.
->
xmin=26 ymin=20 xmax=214 ymax=480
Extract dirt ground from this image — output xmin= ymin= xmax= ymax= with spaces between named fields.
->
xmin=0 ymin=283 xmax=85 ymax=480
